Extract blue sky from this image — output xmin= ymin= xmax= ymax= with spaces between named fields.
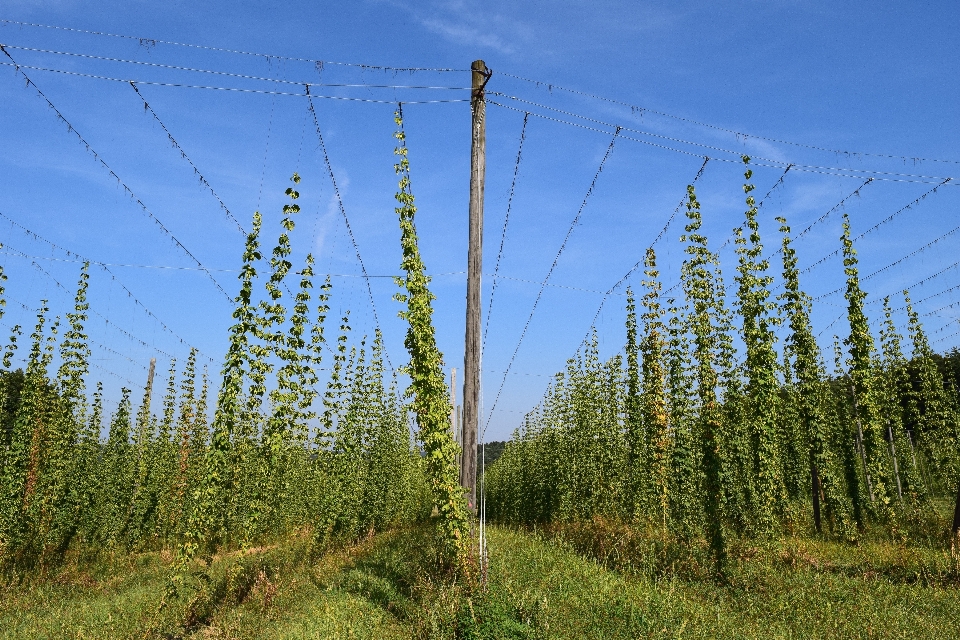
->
xmin=0 ymin=1 xmax=958 ymax=440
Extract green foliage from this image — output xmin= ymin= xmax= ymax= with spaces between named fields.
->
xmin=391 ymin=108 xmax=470 ymax=569
xmin=0 ymin=170 xmax=429 ymax=588
xmin=679 ymin=183 xmax=728 ymax=573
xmin=841 ymin=214 xmax=894 ymax=520
xmin=640 ymin=271 xmax=673 ymax=516
xmin=5 ymin=106 xmax=960 ymax=638
xmin=4 ymin=525 xmax=960 ymax=639
xmin=486 ymin=170 xmax=960 ymax=576
xmin=777 ymin=216 xmax=854 ymax=538
xmin=733 ymin=157 xmax=783 ymax=535
xmin=624 ymin=286 xmax=644 ymax=517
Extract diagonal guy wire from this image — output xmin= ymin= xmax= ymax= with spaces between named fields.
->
xmin=0 ymin=44 xmax=233 ymax=303
xmin=484 ymin=127 xmax=621 ymax=427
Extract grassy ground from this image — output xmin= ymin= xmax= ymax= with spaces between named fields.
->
xmin=2 ymin=525 xmax=959 ymax=639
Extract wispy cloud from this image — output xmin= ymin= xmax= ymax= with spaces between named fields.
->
xmin=315 ymin=170 xmax=350 ymax=257
xmin=371 ymin=0 xmax=688 ymax=63
xmin=373 ymin=0 xmax=537 ymax=58
xmin=420 ymin=16 xmax=517 ymax=55
xmin=741 ymin=136 xmax=792 ymax=165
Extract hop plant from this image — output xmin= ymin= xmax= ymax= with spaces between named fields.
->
xmin=392 ymin=108 xmax=470 ymax=570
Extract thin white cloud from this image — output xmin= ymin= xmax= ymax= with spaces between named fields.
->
xmin=315 ymin=170 xmax=349 ymax=258
xmin=420 ymin=17 xmax=517 ymax=55
xmin=371 ymin=0 xmax=688 ymax=63
xmin=741 ymin=136 xmax=792 ymax=165
xmin=374 ymin=0 xmax=535 ymax=57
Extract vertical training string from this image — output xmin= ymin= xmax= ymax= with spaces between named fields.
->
xmin=578 ymin=158 xmax=712 ymax=351
xmin=482 ymin=112 xmax=529 ymax=356
xmin=305 ymin=84 xmax=393 ymax=372
xmin=0 ymin=210 xmax=213 ymax=362
xmin=483 ymin=127 xmax=621 ymax=429
xmin=0 ymin=44 xmax=233 ymax=303
xmin=128 ymin=82 xmax=246 ymax=235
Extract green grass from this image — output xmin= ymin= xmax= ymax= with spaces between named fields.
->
xmin=2 ymin=525 xmax=959 ymax=639
xmin=486 ymin=527 xmax=960 ymax=639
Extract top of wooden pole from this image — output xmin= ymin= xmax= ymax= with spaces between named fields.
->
xmin=471 ymin=60 xmax=490 ymax=102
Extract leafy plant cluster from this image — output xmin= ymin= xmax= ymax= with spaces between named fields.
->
xmin=392 ymin=108 xmax=471 ymax=571
xmin=486 ymin=158 xmax=960 ymax=575
xmin=0 ymin=172 xmax=434 ymax=575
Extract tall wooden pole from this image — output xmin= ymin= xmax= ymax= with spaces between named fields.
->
xmin=145 ymin=358 xmax=156 ymax=410
xmin=450 ymin=368 xmax=461 ymax=472
xmin=461 ymin=59 xmax=489 ymax=511
xmin=450 ymin=367 xmax=458 ymax=437
xmin=138 ymin=357 xmax=156 ymax=445
xmin=147 ymin=358 xmax=157 ymax=396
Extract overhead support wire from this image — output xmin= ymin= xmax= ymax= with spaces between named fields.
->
xmin=715 ymin=163 xmax=794 ymax=253
xmin=650 ymin=157 xmax=711 ymax=249
xmin=769 ymin=180 xmax=947 ymax=313
xmin=0 ymin=322 xmax=144 ymax=386
xmin=3 ymin=295 xmax=148 ymax=372
xmin=305 ymin=84 xmax=393 ymax=372
xmin=661 ymin=160 xmax=798 ymax=298
xmin=813 ymin=217 xmax=960 ymax=301
xmin=817 ymin=312 xmax=846 ymax=339
xmin=0 ymin=61 xmax=471 ymax=102
xmin=0 ymin=250 xmax=616 ymax=294
xmin=491 ymin=273 xmax=629 ymax=296
xmin=482 ymin=112 xmax=529 ymax=356
xmin=0 ymin=20 xmax=470 ymax=72
xmin=771 ymin=178 xmax=874 ymax=255
xmin=816 ymin=268 xmax=960 ymax=338
xmin=496 ymin=70 xmax=960 ymax=166
xmin=798 ymin=178 xmax=952 ymax=276
xmin=0 ymin=251 xmax=239 ymax=272
xmin=699 ymin=178 xmax=874 ymax=306
xmin=931 ymin=328 xmax=960 ymax=345
xmin=0 ymin=210 xmax=215 ymax=362
xmin=6 ymin=20 xmax=960 ymax=386
xmin=863 ymin=258 xmax=960 ymax=308
xmin=823 ymin=275 xmax=960 ymax=340
xmin=928 ymin=307 xmax=960 ymax=343
xmin=882 ymin=282 xmax=960 ymax=313
xmin=580 ymin=159 xmax=711 ymax=347
xmin=919 ymin=293 xmax=960 ymax=318
xmin=484 ymin=127 xmax=621 ymax=429
xmin=490 ymin=93 xmax=960 ymax=183
xmin=2 ymin=244 xmax=177 ymax=360
xmin=0 ymin=45 xmax=234 ymax=304
xmin=486 ymin=101 xmax=958 ymax=185
xmin=1 ymin=43 xmax=472 ymax=89
xmin=1 ymin=19 xmax=956 ymax=177
xmin=128 ymin=81 xmax=246 ymax=235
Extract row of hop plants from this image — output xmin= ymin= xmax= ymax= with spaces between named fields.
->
xmin=486 ymin=157 xmax=960 ymax=575
xmin=0 ymin=156 xmax=450 ymax=574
